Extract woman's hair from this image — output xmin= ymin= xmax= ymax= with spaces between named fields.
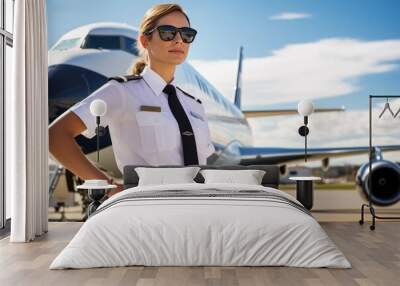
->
xmin=129 ymin=3 xmax=191 ymax=75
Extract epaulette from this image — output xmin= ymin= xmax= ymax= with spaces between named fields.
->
xmin=176 ymin=86 xmax=202 ymax=104
xmin=108 ymin=75 xmax=142 ymax=83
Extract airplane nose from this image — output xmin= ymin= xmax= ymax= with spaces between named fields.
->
xmin=48 ymin=64 xmax=107 ymax=123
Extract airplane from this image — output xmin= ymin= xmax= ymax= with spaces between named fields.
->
xmin=48 ymin=22 xmax=400 ymax=210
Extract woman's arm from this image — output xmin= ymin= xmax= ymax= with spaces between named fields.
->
xmin=49 ymin=111 xmax=110 ymax=181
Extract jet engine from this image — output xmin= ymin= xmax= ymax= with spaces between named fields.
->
xmin=355 ymin=159 xmax=400 ymax=206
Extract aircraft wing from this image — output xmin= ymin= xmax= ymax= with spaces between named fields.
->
xmin=242 ymin=107 xmax=345 ymax=118
xmin=238 ymin=144 xmax=400 ymax=165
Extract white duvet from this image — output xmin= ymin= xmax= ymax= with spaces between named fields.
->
xmin=49 ymin=183 xmax=351 ymax=269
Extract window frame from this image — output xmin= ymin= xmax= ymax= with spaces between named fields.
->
xmin=0 ymin=0 xmax=14 ymax=235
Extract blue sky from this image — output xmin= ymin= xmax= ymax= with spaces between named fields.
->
xmin=47 ymin=1 xmax=400 ymax=164
xmin=47 ymin=0 xmax=400 ymax=109
xmin=47 ymin=0 xmax=400 ymax=57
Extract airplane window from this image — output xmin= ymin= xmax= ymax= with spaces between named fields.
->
xmin=82 ymin=35 xmax=121 ymax=50
xmin=122 ymin=37 xmax=139 ymax=55
xmin=52 ymin=37 xmax=81 ymax=51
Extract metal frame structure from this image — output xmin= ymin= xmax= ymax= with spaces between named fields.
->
xmin=0 ymin=0 xmax=14 ymax=233
xmin=359 ymin=95 xmax=400 ymax=230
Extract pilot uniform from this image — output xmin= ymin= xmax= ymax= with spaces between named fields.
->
xmin=69 ymin=65 xmax=215 ymax=173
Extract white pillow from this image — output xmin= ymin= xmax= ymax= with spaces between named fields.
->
xmin=200 ymin=169 xmax=266 ymax=185
xmin=135 ymin=167 xmax=201 ymax=186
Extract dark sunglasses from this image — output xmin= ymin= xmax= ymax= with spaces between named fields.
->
xmin=144 ymin=25 xmax=197 ymax=44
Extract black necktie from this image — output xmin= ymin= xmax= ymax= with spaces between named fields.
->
xmin=163 ymin=84 xmax=199 ymax=165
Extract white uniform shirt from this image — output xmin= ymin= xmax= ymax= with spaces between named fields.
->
xmin=69 ymin=65 xmax=215 ymax=173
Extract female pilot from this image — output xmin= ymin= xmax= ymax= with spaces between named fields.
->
xmin=49 ymin=3 xmax=215 ymax=197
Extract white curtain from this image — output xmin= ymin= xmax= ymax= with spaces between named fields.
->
xmin=7 ymin=0 xmax=49 ymax=242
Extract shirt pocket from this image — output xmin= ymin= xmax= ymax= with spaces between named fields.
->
xmin=135 ymin=111 xmax=178 ymax=153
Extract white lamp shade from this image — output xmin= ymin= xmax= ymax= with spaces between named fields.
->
xmin=297 ymin=100 xmax=314 ymax=116
xmin=90 ymin=99 xmax=107 ymax=117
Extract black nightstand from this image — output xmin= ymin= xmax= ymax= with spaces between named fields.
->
xmin=289 ymin=176 xmax=321 ymax=210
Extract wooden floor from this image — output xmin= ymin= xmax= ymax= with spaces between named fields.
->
xmin=1 ymin=220 xmax=400 ymax=286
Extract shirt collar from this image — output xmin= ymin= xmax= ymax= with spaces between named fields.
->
xmin=141 ymin=65 xmax=177 ymax=97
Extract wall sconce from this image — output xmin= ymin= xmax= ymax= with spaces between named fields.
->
xmin=90 ymin=99 xmax=107 ymax=163
xmin=297 ymin=100 xmax=314 ymax=162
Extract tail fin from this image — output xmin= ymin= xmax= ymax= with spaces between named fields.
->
xmin=234 ymin=46 xmax=243 ymax=109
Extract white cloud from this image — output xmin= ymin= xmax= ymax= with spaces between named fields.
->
xmin=269 ymin=12 xmax=312 ymax=21
xmin=249 ymin=100 xmax=400 ymax=146
xmin=189 ymin=38 xmax=400 ymax=106
xmin=189 ymin=38 xmax=400 ymax=165
xmin=247 ymin=102 xmax=400 ymax=165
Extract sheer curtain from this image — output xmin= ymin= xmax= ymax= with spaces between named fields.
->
xmin=6 ymin=0 xmax=48 ymax=242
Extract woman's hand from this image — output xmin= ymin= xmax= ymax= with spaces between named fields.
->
xmin=106 ymin=183 xmax=124 ymax=197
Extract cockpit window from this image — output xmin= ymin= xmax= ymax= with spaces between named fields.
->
xmin=52 ymin=37 xmax=81 ymax=51
xmin=81 ymin=35 xmax=139 ymax=55
xmin=123 ymin=37 xmax=139 ymax=55
xmin=82 ymin=35 xmax=120 ymax=50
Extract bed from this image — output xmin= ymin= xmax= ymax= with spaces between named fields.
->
xmin=49 ymin=164 xmax=351 ymax=269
